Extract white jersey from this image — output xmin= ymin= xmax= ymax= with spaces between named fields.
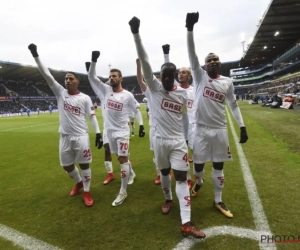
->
xmin=49 ymin=83 xmax=94 ymax=135
xmin=34 ymin=58 xmax=94 ymax=135
xmin=147 ymin=77 xmax=188 ymax=139
xmin=89 ymin=85 xmax=139 ymax=131
xmin=54 ymin=88 xmax=94 ymax=135
xmin=143 ymin=88 xmax=152 ymax=125
xmin=188 ymin=32 xmax=239 ymax=129
xmin=182 ymin=85 xmax=195 ymax=124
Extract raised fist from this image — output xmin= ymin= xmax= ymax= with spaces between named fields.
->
xmin=28 ymin=43 xmax=39 ymax=57
xmin=186 ymin=12 xmax=199 ymax=31
xmin=129 ymin=16 xmax=140 ymax=34
xmin=162 ymin=44 xmax=170 ymax=54
xmin=85 ymin=62 xmax=91 ymax=72
xmin=91 ymin=51 xmax=100 ymax=62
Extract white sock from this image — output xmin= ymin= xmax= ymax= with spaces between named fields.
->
xmin=153 ymin=157 xmax=160 ymax=176
xmin=81 ymin=168 xmax=91 ymax=192
xmin=67 ymin=167 xmax=82 ymax=183
xmin=212 ymin=169 xmax=224 ymax=203
xmin=120 ymin=162 xmax=130 ymax=194
xmin=175 ymin=181 xmax=191 ymax=225
xmin=160 ymin=172 xmax=172 ymax=200
xmin=104 ymin=161 xmax=113 ymax=173
xmin=194 ymin=168 xmax=205 ymax=186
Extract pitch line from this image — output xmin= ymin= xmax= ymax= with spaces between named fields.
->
xmin=0 ymin=223 xmax=62 ymax=250
xmin=0 ymin=122 xmax=59 ymax=132
xmin=226 ymin=108 xmax=276 ymax=250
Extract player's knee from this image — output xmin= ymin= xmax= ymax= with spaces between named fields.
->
xmin=173 ymin=169 xmax=187 ymax=182
xmin=118 ymin=156 xmax=128 ymax=164
xmin=213 ymin=162 xmax=224 ymax=170
xmin=79 ymin=163 xmax=89 ymax=170
xmin=63 ymin=164 xmax=75 ymax=173
xmin=160 ymin=167 xmax=171 ymax=176
xmin=194 ymin=163 xmax=205 ymax=172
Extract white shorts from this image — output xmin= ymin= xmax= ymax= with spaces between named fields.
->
xmin=103 ymin=125 xmax=109 ymax=145
xmin=59 ymin=134 xmax=92 ymax=166
xmin=192 ymin=125 xmax=232 ymax=164
xmin=149 ymin=126 xmax=154 ymax=151
xmin=188 ymin=123 xmax=195 ymax=150
xmin=107 ymin=130 xmax=130 ymax=156
xmin=153 ymin=136 xmax=189 ymax=171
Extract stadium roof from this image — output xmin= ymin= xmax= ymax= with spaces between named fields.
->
xmin=241 ymin=0 xmax=300 ymax=66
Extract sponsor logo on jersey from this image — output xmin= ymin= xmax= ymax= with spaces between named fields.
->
xmin=203 ymin=86 xmax=226 ymax=103
xmin=106 ymin=99 xmax=123 ymax=111
xmin=64 ymin=101 xmax=80 ymax=115
xmin=161 ymin=98 xmax=183 ymax=114
xmin=187 ymin=99 xmax=193 ymax=108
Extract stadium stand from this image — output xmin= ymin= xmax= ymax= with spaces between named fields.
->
xmin=229 ymin=0 xmax=300 ymax=110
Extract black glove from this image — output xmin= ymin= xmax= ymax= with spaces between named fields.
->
xmin=186 ymin=140 xmax=188 ymax=145
xmin=186 ymin=12 xmax=199 ymax=31
xmin=146 ymin=108 xmax=149 ymax=112
xmin=95 ymin=133 xmax=103 ymax=149
xmin=28 ymin=43 xmax=39 ymax=57
xmin=129 ymin=16 xmax=140 ymax=34
xmin=85 ymin=62 xmax=91 ymax=72
xmin=162 ymin=44 xmax=170 ymax=54
xmin=239 ymin=127 xmax=248 ymax=143
xmin=139 ymin=125 xmax=145 ymax=137
xmin=92 ymin=51 xmax=100 ymax=63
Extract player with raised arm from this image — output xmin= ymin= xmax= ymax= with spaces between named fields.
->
xmin=86 ymin=62 xmax=114 ymax=185
xmin=162 ymin=43 xmax=195 ymax=190
xmin=186 ymin=12 xmax=248 ymax=218
xmin=87 ymin=51 xmax=145 ymax=206
xmin=28 ymin=44 xmax=103 ymax=207
xmin=129 ymin=16 xmax=205 ymax=239
xmin=136 ymin=58 xmax=162 ymax=184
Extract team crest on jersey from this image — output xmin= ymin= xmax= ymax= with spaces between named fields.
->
xmin=161 ymin=98 xmax=183 ymax=114
xmin=203 ymin=86 xmax=226 ymax=103
xmin=107 ymin=99 xmax=123 ymax=111
xmin=64 ymin=101 xmax=80 ymax=115
xmin=187 ymin=99 xmax=193 ymax=108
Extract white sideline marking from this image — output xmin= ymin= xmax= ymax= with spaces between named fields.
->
xmin=226 ymin=109 xmax=276 ymax=250
xmin=0 ymin=223 xmax=62 ymax=250
xmin=173 ymin=109 xmax=276 ymax=250
xmin=0 ymin=122 xmax=58 ymax=132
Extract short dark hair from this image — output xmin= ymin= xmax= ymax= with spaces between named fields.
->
xmin=110 ymin=68 xmax=122 ymax=77
xmin=66 ymin=72 xmax=79 ymax=80
xmin=161 ymin=62 xmax=177 ymax=71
